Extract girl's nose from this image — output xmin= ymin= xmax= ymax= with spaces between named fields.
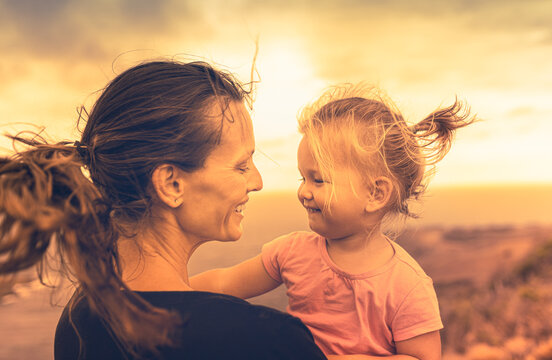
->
xmin=297 ymin=183 xmax=313 ymax=201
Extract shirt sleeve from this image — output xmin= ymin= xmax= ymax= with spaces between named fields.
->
xmin=391 ymin=278 xmax=444 ymax=342
xmin=261 ymin=233 xmax=294 ymax=283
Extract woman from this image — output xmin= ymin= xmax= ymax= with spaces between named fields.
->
xmin=0 ymin=61 xmax=326 ymax=359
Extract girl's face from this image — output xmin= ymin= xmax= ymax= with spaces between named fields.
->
xmin=175 ymin=101 xmax=263 ymax=243
xmin=297 ymin=137 xmax=371 ymax=241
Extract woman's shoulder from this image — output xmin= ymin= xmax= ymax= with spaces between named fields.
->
xmin=56 ymin=291 xmax=327 ymax=360
xmin=140 ymin=291 xmax=328 ymax=359
xmin=142 ymin=290 xmax=293 ymax=323
xmin=145 ymin=290 xmax=310 ymax=334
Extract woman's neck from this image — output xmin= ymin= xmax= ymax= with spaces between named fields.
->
xmin=117 ymin=214 xmax=201 ymax=292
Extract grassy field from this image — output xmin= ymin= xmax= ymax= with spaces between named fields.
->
xmin=1 ymin=187 xmax=552 ymax=359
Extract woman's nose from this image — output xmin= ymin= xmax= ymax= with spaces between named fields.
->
xmin=247 ymin=162 xmax=263 ymax=192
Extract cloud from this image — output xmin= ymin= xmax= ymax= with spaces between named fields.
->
xmin=0 ymin=0 xmax=550 ymax=186
xmin=267 ymin=0 xmax=552 ymax=97
xmin=508 ymin=106 xmax=536 ymax=118
xmin=2 ymin=0 xmax=547 ymax=73
xmin=1 ymin=0 xmax=102 ymax=60
xmin=0 ymin=0 xmax=191 ymax=62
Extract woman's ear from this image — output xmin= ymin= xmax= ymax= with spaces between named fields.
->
xmin=151 ymin=164 xmax=185 ymax=208
xmin=365 ymin=177 xmax=393 ymax=213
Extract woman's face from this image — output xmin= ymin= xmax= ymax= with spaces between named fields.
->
xmin=176 ymin=101 xmax=263 ymax=243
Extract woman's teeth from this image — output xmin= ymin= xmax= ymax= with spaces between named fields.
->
xmin=235 ymin=204 xmax=245 ymax=214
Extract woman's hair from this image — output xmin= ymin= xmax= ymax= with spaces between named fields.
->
xmin=298 ymin=85 xmax=475 ymax=220
xmin=0 ymin=60 xmax=250 ymax=357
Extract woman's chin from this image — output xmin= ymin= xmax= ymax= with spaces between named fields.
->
xmin=221 ymin=224 xmax=243 ymax=242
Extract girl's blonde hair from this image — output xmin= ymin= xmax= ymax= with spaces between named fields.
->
xmin=298 ymin=85 xmax=475 ymax=219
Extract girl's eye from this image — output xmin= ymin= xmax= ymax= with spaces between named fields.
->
xmin=314 ymin=178 xmax=325 ymax=184
xmin=298 ymin=177 xmax=305 ymax=183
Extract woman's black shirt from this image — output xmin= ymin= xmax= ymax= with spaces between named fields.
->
xmin=54 ymin=291 xmax=327 ymax=360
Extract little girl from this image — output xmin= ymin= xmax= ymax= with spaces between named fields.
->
xmin=191 ymin=86 xmax=474 ymax=359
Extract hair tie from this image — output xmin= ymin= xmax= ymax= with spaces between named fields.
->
xmin=74 ymin=140 xmax=91 ymax=165
xmin=408 ymin=123 xmax=417 ymax=134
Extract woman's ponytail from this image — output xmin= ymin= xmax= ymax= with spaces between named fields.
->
xmin=0 ymin=137 xmax=178 ymax=358
xmin=0 ymin=138 xmax=100 ymax=275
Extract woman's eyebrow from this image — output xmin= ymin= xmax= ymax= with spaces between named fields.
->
xmin=237 ymin=149 xmax=255 ymax=163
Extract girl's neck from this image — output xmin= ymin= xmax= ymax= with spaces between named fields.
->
xmin=325 ymin=225 xmax=386 ymax=252
xmin=325 ymin=227 xmax=394 ymax=274
xmin=117 ymin=214 xmax=200 ymax=292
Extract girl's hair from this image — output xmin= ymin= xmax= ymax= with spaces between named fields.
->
xmin=298 ymin=85 xmax=475 ymax=219
xmin=0 ymin=60 xmax=249 ymax=357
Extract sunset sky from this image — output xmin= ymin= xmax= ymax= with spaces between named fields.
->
xmin=0 ymin=0 xmax=551 ymax=191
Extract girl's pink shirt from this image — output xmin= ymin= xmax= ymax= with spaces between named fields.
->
xmin=261 ymin=231 xmax=443 ymax=356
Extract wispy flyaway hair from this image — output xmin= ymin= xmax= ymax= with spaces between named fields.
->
xmin=0 ymin=60 xmax=251 ymax=358
xmin=298 ymin=85 xmax=475 ymax=219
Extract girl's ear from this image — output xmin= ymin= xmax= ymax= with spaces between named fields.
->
xmin=151 ymin=164 xmax=185 ymax=208
xmin=365 ymin=177 xmax=393 ymax=213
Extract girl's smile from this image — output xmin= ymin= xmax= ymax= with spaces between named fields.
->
xmin=297 ymin=137 xmax=372 ymax=242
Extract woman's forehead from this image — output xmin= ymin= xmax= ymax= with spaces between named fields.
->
xmin=221 ymin=102 xmax=253 ymax=142
xmin=205 ymin=101 xmax=251 ymax=137
xmin=204 ymin=101 xmax=254 ymax=164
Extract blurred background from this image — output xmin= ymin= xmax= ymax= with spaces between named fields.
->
xmin=0 ymin=0 xmax=551 ymax=359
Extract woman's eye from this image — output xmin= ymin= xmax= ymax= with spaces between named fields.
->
xmin=314 ymin=178 xmax=325 ymax=184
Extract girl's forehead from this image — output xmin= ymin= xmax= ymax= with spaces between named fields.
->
xmin=298 ymin=135 xmax=369 ymax=181
xmin=297 ymin=137 xmax=317 ymax=163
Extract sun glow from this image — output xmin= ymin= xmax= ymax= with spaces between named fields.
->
xmin=249 ymin=41 xmax=326 ymax=192
xmin=253 ymin=41 xmax=325 ymax=141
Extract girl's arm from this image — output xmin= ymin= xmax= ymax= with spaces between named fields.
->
xmin=395 ymin=330 xmax=441 ymax=360
xmin=190 ymin=254 xmax=281 ymax=299
xmin=327 ymin=356 xmax=415 ymax=360
xmin=326 ymin=331 xmax=441 ymax=360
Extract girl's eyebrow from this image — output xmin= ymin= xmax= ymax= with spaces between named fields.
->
xmin=298 ymin=167 xmax=320 ymax=177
